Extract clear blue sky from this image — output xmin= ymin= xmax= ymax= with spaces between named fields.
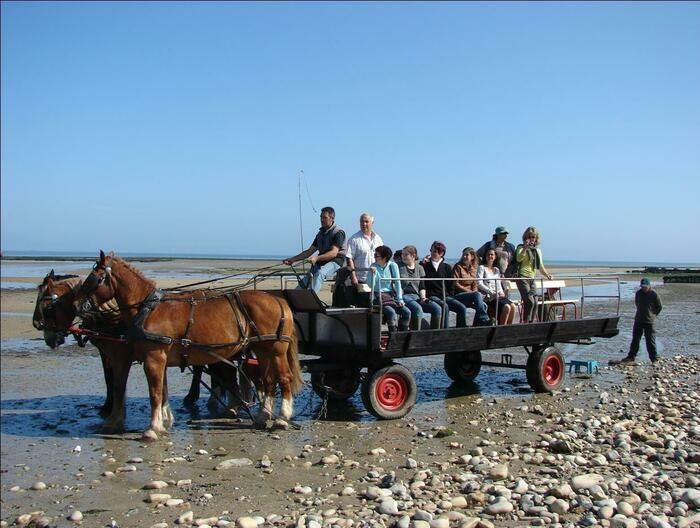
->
xmin=2 ymin=2 xmax=699 ymax=263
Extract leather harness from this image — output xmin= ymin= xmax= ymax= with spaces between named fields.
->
xmin=126 ymin=289 xmax=293 ymax=370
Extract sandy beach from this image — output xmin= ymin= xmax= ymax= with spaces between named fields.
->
xmin=1 ymin=257 xmax=699 ymax=528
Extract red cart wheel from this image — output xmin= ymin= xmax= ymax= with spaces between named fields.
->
xmin=526 ymin=346 xmax=565 ymax=393
xmin=361 ymin=363 xmax=417 ymax=420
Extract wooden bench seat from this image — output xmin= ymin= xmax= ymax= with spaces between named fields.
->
xmin=506 ymin=279 xmax=580 ymax=321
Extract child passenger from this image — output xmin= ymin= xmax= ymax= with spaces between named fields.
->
xmin=398 ymin=245 xmax=442 ymax=329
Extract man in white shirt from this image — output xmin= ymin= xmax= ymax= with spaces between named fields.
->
xmin=346 ymin=213 xmax=384 ymax=290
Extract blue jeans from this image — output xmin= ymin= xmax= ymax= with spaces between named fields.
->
xmin=428 ymin=296 xmax=469 ymax=328
xmin=298 ymin=261 xmax=341 ymax=294
xmin=453 ymin=291 xmax=491 ymax=325
xmin=382 ymin=303 xmax=412 ymax=331
xmin=404 ymin=293 xmax=442 ymax=330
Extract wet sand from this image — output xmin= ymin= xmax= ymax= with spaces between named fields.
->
xmin=2 ymin=258 xmax=699 ymax=527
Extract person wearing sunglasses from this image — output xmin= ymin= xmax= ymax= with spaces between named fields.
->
xmin=515 ymin=226 xmax=552 ymax=322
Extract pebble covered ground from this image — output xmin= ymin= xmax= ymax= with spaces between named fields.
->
xmin=2 ymin=355 xmax=698 ymax=528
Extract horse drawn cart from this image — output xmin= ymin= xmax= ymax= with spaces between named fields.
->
xmin=269 ymin=275 xmax=621 ymax=420
xmin=36 ymin=253 xmax=622 ymax=438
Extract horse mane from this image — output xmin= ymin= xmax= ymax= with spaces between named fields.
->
xmin=55 ymin=273 xmax=80 ymax=281
xmin=112 ymin=256 xmax=157 ymax=290
xmin=54 ymin=275 xmax=82 ymax=290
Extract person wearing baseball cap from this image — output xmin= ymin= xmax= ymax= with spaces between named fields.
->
xmin=476 ymin=226 xmax=517 ymax=282
xmin=620 ymin=278 xmax=663 ymax=364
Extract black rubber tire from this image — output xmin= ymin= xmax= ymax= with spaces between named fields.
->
xmin=526 ymin=346 xmax=565 ymax=393
xmin=310 ymin=368 xmax=361 ymax=401
xmin=444 ymin=351 xmax=482 ymax=383
xmin=361 ymin=363 xmax=417 ymax=420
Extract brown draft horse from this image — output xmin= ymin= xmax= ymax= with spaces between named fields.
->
xmin=34 ymin=272 xmax=251 ymax=432
xmin=33 ymin=271 xmax=134 ymax=433
xmin=76 ymin=251 xmax=303 ymax=440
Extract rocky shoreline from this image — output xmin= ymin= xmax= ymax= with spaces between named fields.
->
xmin=2 ymin=356 xmax=698 ymax=528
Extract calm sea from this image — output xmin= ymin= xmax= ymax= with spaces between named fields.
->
xmin=1 ymin=251 xmax=696 ymax=296
xmin=2 ymin=250 xmax=698 ymax=269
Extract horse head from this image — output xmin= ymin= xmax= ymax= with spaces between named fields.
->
xmin=76 ymin=250 xmax=117 ymax=316
xmin=33 ymin=270 xmax=81 ymax=348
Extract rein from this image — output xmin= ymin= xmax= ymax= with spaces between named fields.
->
xmin=162 ymin=263 xmax=287 ymax=292
xmin=68 ymin=324 xmax=128 ymax=346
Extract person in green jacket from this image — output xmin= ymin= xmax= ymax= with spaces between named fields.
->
xmin=515 ymin=226 xmax=552 ymax=322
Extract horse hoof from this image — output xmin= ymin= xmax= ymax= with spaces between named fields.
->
xmin=142 ymin=429 xmax=159 ymax=442
xmin=183 ymin=395 xmax=197 ymax=407
xmin=271 ymin=418 xmax=289 ymax=431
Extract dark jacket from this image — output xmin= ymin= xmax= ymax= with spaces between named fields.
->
xmin=420 ymin=259 xmax=454 ymax=298
xmin=635 ymin=288 xmax=662 ymax=324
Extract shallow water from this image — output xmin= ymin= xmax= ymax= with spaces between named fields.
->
xmin=0 ymin=260 xmax=94 ymax=278
xmin=2 ymin=272 xmax=697 ymax=441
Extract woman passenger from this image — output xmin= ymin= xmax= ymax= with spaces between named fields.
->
xmin=515 ymin=226 xmax=552 ymax=322
xmin=478 ymin=248 xmax=515 ymax=325
xmin=368 ymin=245 xmax=411 ymax=332
xmin=452 ymin=247 xmax=492 ymax=326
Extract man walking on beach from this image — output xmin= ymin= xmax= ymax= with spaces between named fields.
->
xmin=621 ymin=278 xmax=662 ymax=364
xmin=283 ymin=206 xmax=346 ymax=294
xmin=346 ymin=213 xmax=383 ymax=305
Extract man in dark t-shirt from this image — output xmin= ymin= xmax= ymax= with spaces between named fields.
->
xmin=283 ymin=206 xmax=346 ymax=294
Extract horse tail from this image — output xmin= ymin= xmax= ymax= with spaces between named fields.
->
xmin=286 ymin=329 xmax=303 ymax=395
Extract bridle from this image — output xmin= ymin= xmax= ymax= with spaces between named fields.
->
xmin=78 ymin=261 xmax=114 ymax=316
xmin=33 ymin=281 xmax=78 ymax=334
xmin=32 ymin=284 xmax=58 ymax=331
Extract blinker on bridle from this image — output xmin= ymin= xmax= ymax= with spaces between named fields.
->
xmin=78 ymin=262 xmax=113 ymax=315
xmin=34 ymin=291 xmax=63 ymax=331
